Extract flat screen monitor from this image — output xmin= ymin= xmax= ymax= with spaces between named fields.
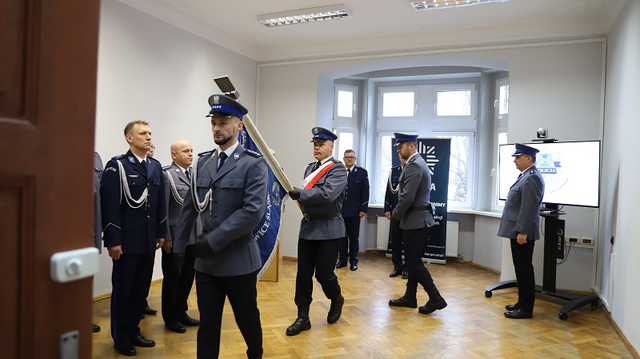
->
xmin=498 ymin=141 xmax=601 ymax=208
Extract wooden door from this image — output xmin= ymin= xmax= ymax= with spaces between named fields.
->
xmin=0 ymin=0 xmax=100 ymax=357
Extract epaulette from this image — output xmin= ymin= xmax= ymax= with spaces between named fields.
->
xmin=245 ymin=149 xmax=262 ymax=158
xmin=307 ymin=161 xmax=316 ymax=166
xmin=162 ymin=165 xmax=172 ymax=171
xmin=198 ymin=150 xmax=215 ymax=157
xmin=111 ymin=154 xmax=127 ymax=160
xmin=148 ymin=157 xmax=161 ymax=165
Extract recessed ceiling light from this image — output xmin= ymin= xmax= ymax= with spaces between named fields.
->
xmin=257 ymin=4 xmax=351 ymax=27
xmin=410 ymin=0 xmax=510 ymax=11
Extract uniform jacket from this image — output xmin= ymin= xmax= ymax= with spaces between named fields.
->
xmin=298 ymin=157 xmax=348 ymax=240
xmin=497 ymin=166 xmax=545 ymax=241
xmin=94 ymin=152 xmax=103 ymax=252
xmin=100 ymin=150 xmax=167 ymax=254
xmin=383 ymin=165 xmax=402 ymax=213
xmin=163 ymin=162 xmax=194 ymax=245
xmin=392 ymin=153 xmax=435 ymax=230
xmin=176 ymin=145 xmax=268 ymax=277
xmin=341 ymin=165 xmax=370 ymax=218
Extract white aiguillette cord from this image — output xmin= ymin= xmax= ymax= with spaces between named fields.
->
xmin=116 ymin=160 xmax=148 ymax=208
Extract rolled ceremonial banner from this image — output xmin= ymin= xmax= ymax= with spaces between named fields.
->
xmin=242 ymin=114 xmax=295 ymax=193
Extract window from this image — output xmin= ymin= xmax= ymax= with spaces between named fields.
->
xmin=337 ymin=90 xmax=354 ymax=118
xmin=436 ymin=90 xmax=472 ymax=116
xmin=382 ymin=91 xmax=415 ymax=117
xmin=494 ymin=132 xmax=508 ymax=209
xmin=374 ymin=134 xmax=395 ymax=204
xmin=498 ymin=85 xmax=509 ymax=115
xmin=435 ymin=133 xmax=475 ymax=208
xmin=336 ymin=131 xmax=354 ymax=159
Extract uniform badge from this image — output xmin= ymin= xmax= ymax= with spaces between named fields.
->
xmin=128 ymin=156 xmax=135 ymax=163
xmin=234 ymin=153 xmax=240 ymax=160
xmin=312 ymin=127 xmax=319 ymax=135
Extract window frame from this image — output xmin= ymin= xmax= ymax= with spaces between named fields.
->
xmin=433 ymin=131 xmax=476 ymax=209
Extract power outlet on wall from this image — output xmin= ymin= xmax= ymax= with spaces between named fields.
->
xmin=580 ymin=237 xmax=595 ymax=247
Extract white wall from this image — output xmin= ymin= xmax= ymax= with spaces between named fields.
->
xmin=598 ymin=0 xmax=640 ymax=352
xmin=93 ymin=0 xmax=257 ymax=297
xmin=258 ymin=40 xmax=604 ymax=292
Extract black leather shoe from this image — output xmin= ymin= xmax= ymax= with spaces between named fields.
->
xmin=114 ymin=345 xmax=136 ymax=356
xmin=144 ymin=305 xmax=157 ymax=316
xmin=165 ymin=322 xmax=186 ymax=333
xmin=401 ymin=271 xmax=408 ymax=279
xmin=418 ymin=297 xmax=448 ymax=315
xmin=505 ymin=303 xmax=520 ymax=311
xmin=132 ymin=334 xmax=156 ymax=347
xmin=336 ymin=262 xmax=347 ymax=269
xmin=350 ymin=263 xmax=358 ymax=271
xmin=504 ymin=308 xmax=533 ymax=319
xmin=388 ymin=296 xmax=417 ymax=308
xmin=179 ymin=313 xmax=200 ymax=326
xmin=92 ymin=324 xmax=101 ymax=333
xmin=389 ymin=269 xmax=402 ymax=278
xmin=327 ymin=295 xmax=344 ymax=324
xmin=286 ymin=317 xmax=311 ymax=336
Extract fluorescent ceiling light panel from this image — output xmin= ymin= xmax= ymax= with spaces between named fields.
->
xmin=257 ymin=4 xmax=350 ymax=27
xmin=410 ymin=0 xmax=510 ymax=11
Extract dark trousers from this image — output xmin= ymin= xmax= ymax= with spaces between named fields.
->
xmin=510 ymin=238 xmax=536 ymax=313
xmin=161 ymin=244 xmax=196 ymax=325
xmin=339 ymin=217 xmax=360 ymax=265
xmin=111 ymin=253 xmax=155 ymax=348
xmin=295 ymin=238 xmax=342 ymax=310
xmin=403 ymin=227 xmax=441 ymax=300
xmin=142 ymin=254 xmax=155 ymax=310
xmin=195 ymin=271 xmax=262 ymax=359
xmin=389 ymin=219 xmax=405 ymax=270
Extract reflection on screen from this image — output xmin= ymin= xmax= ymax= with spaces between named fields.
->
xmin=499 ymin=141 xmax=600 ymax=207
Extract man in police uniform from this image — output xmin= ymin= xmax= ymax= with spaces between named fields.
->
xmin=388 ymin=133 xmax=447 ymax=315
xmin=161 ymin=139 xmax=199 ymax=333
xmin=175 ymin=94 xmax=267 ymax=359
xmin=141 ymin=141 xmax=159 ymax=317
xmin=498 ymin=143 xmax=545 ymax=319
xmin=338 ymin=149 xmax=369 ymax=271
xmin=93 ymin=152 xmax=104 ymax=333
xmin=286 ymin=127 xmax=347 ymax=336
xmin=385 ymin=151 xmax=407 ymax=279
xmin=101 ymin=120 xmax=167 ymax=356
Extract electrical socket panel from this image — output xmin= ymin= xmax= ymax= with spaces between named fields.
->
xmin=564 ymin=236 xmax=595 ymax=248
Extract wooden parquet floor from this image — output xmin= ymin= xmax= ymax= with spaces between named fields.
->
xmin=92 ymin=253 xmax=634 ymax=358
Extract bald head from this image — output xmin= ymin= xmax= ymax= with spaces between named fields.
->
xmin=171 ymin=139 xmax=193 ymax=168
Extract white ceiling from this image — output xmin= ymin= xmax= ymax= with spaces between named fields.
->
xmin=117 ymin=0 xmax=626 ymax=62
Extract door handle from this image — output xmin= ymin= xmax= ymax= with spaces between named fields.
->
xmin=50 ymin=247 xmax=99 ymax=283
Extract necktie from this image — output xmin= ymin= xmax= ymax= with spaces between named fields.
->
xmin=218 ymin=152 xmax=228 ymax=170
xmin=185 ymin=167 xmax=192 ymax=181
xmin=141 ymin=159 xmax=148 ymax=173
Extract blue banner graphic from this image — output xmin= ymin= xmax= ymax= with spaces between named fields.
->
xmin=238 ymin=129 xmax=287 ymax=278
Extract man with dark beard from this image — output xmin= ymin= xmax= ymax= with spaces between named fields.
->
xmin=175 ymin=94 xmax=267 ymax=359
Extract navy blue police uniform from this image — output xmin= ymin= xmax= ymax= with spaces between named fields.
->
xmin=100 ymin=150 xmax=167 ymax=354
xmin=384 ymin=164 xmax=406 ymax=276
xmin=339 ymin=164 xmax=369 ymax=269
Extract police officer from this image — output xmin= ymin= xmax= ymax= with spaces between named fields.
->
xmin=286 ymin=127 xmax=347 ymax=336
xmin=161 ymin=140 xmax=200 ymax=333
xmin=338 ymin=149 xmax=369 ymax=271
xmin=388 ymin=133 xmax=447 ymax=315
xmin=498 ymin=143 xmax=545 ymax=319
xmin=142 ymin=142 xmax=159 ymax=317
xmin=175 ymin=94 xmax=267 ymax=359
xmin=100 ymin=120 xmax=167 ymax=356
xmin=93 ymin=152 xmax=104 ymax=334
xmin=386 ymin=152 xmax=407 ymax=279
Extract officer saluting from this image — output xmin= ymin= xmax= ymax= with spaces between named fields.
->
xmin=100 ymin=120 xmax=167 ymax=356
xmin=175 ymin=95 xmax=268 ymax=359
xmin=388 ymin=133 xmax=447 ymax=315
xmin=498 ymin=143 xmax=544 ymax=319
xmin=286 ymin=127 xmax=347 ymax=336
